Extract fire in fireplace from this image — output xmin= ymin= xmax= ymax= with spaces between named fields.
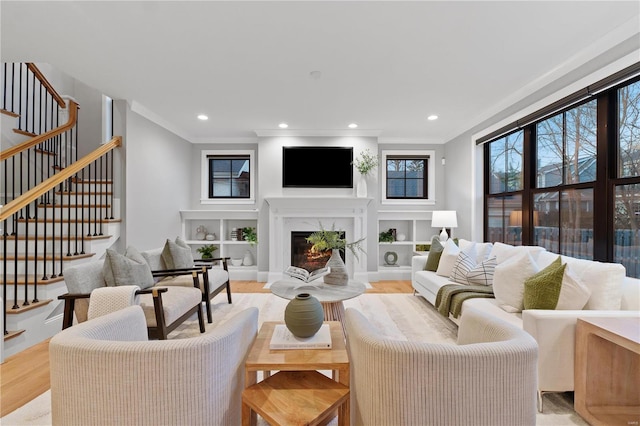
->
xmin=291 ymin=231 xmax=345 ymax=272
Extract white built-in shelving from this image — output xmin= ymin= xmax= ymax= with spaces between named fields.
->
xmin=377 ymin=210 xmax=434 ymax=280
xmin=180 ymin=210 xmax=259 ymax=280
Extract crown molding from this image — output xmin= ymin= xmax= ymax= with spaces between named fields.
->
xmin=190 ymin=136 xmax=258 ymax=145
xmin=254 ymin=129 xmax=382 ymax=137
xmin=377 ymin=137 xmax=445 ymax=145
xmin=130 ymin=100 xmax=193 ymax=142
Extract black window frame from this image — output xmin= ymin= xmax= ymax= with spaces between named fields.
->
xmin=385 ymin=155 xmax=429 ymax=200
xmin=207 ymin=155 xmax=251 ymax=199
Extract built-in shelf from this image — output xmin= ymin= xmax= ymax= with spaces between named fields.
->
xmin=180 ymin=210 xmax=259 ymax=280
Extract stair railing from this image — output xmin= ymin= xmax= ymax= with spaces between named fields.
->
xmin=2 ymin=62 xmax=66 ymax=136
xmin=1 ymin=136 xmax=122 ymax=335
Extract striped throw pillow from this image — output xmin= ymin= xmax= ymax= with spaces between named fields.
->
xmin=466 ymin=256 xmax=498 ymax=286
xmin=449 ymin=244 xmax=477 ymax=285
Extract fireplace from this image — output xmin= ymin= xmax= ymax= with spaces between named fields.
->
xmin=291 ymin=231 xmax=345 ymax=272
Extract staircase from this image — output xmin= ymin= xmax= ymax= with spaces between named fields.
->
xmin=1 ymin=63 xmax=122 ymax=359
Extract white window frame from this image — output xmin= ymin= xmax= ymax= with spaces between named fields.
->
xmin=200 ymin=149 xmax=255 ymax=204
xmin=380 ymin=149 xmax=436 ymax=205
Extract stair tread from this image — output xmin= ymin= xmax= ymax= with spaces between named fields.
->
xmin=56 ymin=191 xmax=113 ymax=195
xmin=2 ymin=275 xmax=65 ymax=285
xmin=38 ymin=203 xmax=111 ymax=208
xmin=1 ymin=109 xmax=19 ymax=118
xmin=5 ymin=299 xmax=53 ymax=314
xmin=4 ymin=330 xmax=26 ymax=341
xmin=2 ymin=253 xmax=95 ymax=261
xmin=13 ymin=128 xmax=37 ymax=137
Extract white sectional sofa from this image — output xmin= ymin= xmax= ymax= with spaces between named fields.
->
xmin=411 ymin=242 xmax=640 ymax=409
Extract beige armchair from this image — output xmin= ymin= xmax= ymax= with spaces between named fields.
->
xmin=345 ymin=305 xmax=538 ymax=426
xmin=50 ymin=305 xmax=258 ymax=426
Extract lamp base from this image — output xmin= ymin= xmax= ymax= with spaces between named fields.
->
xmin=439 ymin=228 xmax=449 ymax=242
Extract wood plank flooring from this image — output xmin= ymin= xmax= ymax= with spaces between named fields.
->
xmin=0 ymin=280 xmax=412 ymax=417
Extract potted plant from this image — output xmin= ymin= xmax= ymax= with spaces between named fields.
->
xmin=379 ymin=228 xmax=395 ymax=243
xmin=241 ymin=227 xmax=258 ymax=245
xmin=196 ymin=244 xmax=218 ymax=259
xmin=352 ymin=149 xmax=379 ymax=197
xmin=306 ymin=223 xmax=366 ymax=285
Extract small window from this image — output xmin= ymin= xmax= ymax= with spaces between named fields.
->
xmin=200 ymin=150 xmax=255 ymax=204
xmin=208 ymin=156 xmax=250 ymax=198
xmin=381 ymin=150 xmax=435 ymax=204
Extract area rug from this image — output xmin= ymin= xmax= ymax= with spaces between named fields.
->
xmin=1 ymin=293 xmax=587 ymax=426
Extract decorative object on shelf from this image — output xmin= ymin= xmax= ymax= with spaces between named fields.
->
xmin=196 ymin=244 xmax=218 ymax=259
xmin=379 ymin=229 xmax=395 ymax=243
xmin=242 ymin=250 xmax=254 ymax=266
xmin=416 ymin=243 xmax=431 ymax=252
xmin=205 ymin=232 xmax=216 ymax=241
xmin=396 ymin=233 xmax=406 ymax=241
xmin=352 ymin=148 xmax=378 ymax=198
xmin=230 ymin=228 xmax=238 ymax=241
xmin=384 ymin=251 xmax=398 ymax=266
xmin=431 ymin=210 xmax=458 ymax=242
xmin=195 ymin=226 xmax=207 ymax=240
xmin=306 ymin=222 xmax=366 ymax=286
xmin=241 ymin=227 xmax=258 ymax=245
xmin=230 ymin=258 xmax=243 ymax=266
xmin=284 ymin=293 xmax=324 ymax=338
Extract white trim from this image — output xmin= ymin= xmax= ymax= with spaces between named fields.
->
xmin=131 ymin=100 xmax=193 ymax=142
xmin=380 ymin=149 xmax=436 ymax=205
xmin=254 ymin=129 xmax=382 ymax=137
xmin=200 ymin=149 xmax=256 ymax=204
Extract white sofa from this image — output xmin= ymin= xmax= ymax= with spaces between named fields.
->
xmin=412 ymin=244 xmax=640 ymax=409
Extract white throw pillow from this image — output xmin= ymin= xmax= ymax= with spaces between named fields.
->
xmin=492 ymin=251 xmax=540 ymax=313
xmin=489 ymin=242 xmax=546 ymax=264
xmin=466 ymin=257 xmax=497 ymax=286
xmin=435 ymin=239 xmax=460 ymax=278
xmin=449 ymin=243 xmax=477 ymax=285
xmin=560 ymin=256 xmax=625 ymax=310
xmin=555 ymin=265 xmax=591 ymax=310
xmin=459 ymin=239 xmax=493 ymax=263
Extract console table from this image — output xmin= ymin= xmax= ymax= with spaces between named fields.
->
xmin=575 ymin=317 xmax=640 ymax=426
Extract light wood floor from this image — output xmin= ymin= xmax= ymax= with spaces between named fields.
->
xmin=0 ymin=280 xmax=413 ymax=417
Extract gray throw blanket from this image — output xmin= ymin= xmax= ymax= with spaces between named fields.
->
xmin=435 ymin=284 xmax=495 ymax=319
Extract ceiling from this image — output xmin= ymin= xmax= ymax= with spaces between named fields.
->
xmin=2 ymin=1 xmax=639 ymax=143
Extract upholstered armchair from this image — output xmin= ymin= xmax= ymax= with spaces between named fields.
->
xmin=345 ymin=305 xmax=539 ymax=426
xmin=59 ymin=247 xmax=205 ymax=339
xmin=50 ymin=305 xmax=258 ymax=426
xmin=141 ymin=237 xmax=232 ymax=323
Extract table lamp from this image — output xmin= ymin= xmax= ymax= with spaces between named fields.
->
xmin=432 ymin=210 xmax=457 ymax=242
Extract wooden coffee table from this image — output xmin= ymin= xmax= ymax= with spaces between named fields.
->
xmin=242 ymin=321 xmax=350 ymax=426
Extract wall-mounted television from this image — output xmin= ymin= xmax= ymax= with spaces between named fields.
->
xmin=282 ymin=146 xmax=353 ymax=188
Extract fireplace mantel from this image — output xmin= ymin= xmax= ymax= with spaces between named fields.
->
xmin=265 ymin=197 xmax=372 ymax=211
xmin=265 ymin=197 xmax=372 ymax=282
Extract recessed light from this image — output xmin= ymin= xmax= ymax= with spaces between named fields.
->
xmin=348 ymin=123 xmax=358 ymax=129
xmin=279 ymin=123 xmax=289 ymax=128
xmin=197 ymin=114 xmax=208 ymax=121
xmin=427 ymin=115 xmax=438 ymax=121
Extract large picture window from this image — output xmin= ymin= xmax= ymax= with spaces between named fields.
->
xmin=483 ymin=75 xmax=640 ymax=277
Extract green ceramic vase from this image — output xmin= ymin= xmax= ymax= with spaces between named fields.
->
xmin=284 ymin=293 xmax=324 ymax=337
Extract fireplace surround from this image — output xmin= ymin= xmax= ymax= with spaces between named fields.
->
xmin=265 ymin=197 xmax=371 ymax=282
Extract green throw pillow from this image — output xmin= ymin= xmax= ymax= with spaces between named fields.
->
xmin=523 ymin=256 xmax=565 ymax=310
xmin=424 ymin=236 xmax=444 ymax=271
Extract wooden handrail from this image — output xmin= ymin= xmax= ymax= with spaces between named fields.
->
xmin=26 ymin=63 xmax=66 ymax=107
xmin=0 ymin=136 xmax=122 ymax=222
xmin=0 ymin=100 xmax=78 ymax=162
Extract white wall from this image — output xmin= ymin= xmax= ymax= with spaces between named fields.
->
xmin=443 ymin=131 xmax=477 ymax=241
xmin=124 ymin=110 xmax=192 ymax=250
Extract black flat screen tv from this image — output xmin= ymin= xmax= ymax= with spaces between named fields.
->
xmin=282 ymin=146 xmax=353 ymax=188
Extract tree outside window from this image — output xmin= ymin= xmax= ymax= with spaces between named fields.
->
xmin=386 ymin=156 xmax=427 ymax=199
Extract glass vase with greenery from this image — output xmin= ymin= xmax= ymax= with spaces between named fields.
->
xmin=352 ymin=149 xmax=379 ymax=176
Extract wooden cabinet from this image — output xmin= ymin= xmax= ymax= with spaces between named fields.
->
xmin=180 ymin=210 xmax=259 ymax=280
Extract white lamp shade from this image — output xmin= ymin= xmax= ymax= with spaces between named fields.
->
xmin=431 ymin=211 xmax=458 ymax=228
xmin=432 ymin=210 xmax=457 ymax=242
